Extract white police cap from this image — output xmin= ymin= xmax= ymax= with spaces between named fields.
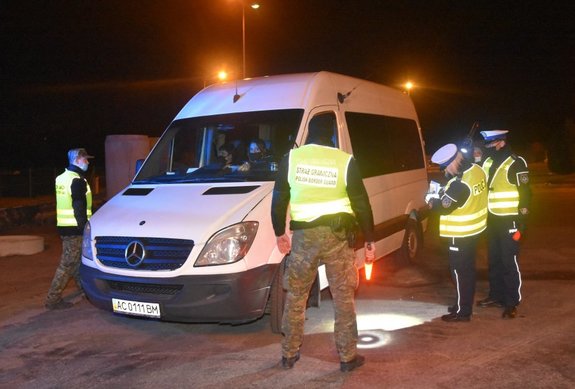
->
xmin=431 ymin=143 xmax=458 ymax=169
xmin=480 ymin=129 xmax=509 ymax=142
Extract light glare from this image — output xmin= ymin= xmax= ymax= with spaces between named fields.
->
xmin=303 ymin=299 xmax=447 ymax=349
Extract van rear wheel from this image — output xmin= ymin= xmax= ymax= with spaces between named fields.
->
xmin=398 ymin=218 xmax=423 ymax=264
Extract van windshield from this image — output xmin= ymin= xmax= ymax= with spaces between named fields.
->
xmin=134 ymin=109 xmax=303 ymax=183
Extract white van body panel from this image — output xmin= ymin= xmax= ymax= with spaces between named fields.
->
xmin=80 ymin=71 xmax=428 ymax=324
xmin=175 ymin=72 xmax=417 ymax=123
xmin=83 ymin=182 xmax=276 ymax=276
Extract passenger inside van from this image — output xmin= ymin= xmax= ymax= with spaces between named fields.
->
xmin=239 ymin=139 xmax=273 ymax=171
xmin=248 ymin=139 xmax=270 ymax=161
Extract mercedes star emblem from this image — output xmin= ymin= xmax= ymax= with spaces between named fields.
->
xmin=125 ymin=240 xmax=146 ymax=267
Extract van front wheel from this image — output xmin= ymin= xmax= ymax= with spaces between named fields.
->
xmin=398 ymin=218 xmax=423 ymax=264
xmin=269 ymin=258 xmax=287 ymax=334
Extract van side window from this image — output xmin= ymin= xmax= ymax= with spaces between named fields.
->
xmin=346 ymin=112 xmax=424 ymax=178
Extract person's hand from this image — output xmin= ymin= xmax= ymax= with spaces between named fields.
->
xmin=365 ymin=241 xmax=376 ymax=263
xmin=425 ymin=193 xmax=438 ymax=204
xmin=238 ymin=162 xmax=250 ymax=172
xmin=276 ymin=234 xmax=291 ymax=254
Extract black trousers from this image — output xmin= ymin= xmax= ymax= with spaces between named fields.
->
xmin=486 ymin=215 xmax=522 ymax=307
xmin=446 ymin=235 xmax=479 ymax=317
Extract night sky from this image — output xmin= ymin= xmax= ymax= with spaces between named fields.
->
xmin=2 ymin=0 xmax=574 ymax=169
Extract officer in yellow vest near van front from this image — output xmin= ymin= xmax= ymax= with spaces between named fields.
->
xmin=428 ymin=143 xmax=488 ymax=322
xmin=271 ymin=114 xmax=375 ymax=372
xmin=45 ymin=148 xmax=93 ymax=310
xmin=476 ymin=130 xmax=531 ymax=319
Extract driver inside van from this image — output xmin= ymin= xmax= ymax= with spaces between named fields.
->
xmin=218 ymin=143 xmax=237 ymax=168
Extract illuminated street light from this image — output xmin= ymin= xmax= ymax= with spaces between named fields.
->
xmin=217 ymin=70 xmax=228 ymax=82
xmin=240 ymin=2 xmax=260 ymax=78
xmin=204 ymin=70 xmax=229 ymax=88
xmin=404 ymin=81 xmax=414 ymax=96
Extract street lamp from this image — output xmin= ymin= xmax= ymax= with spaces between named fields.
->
xmin=217 ymin=70 xmax=228 ymax=82
xmin=241 ymin=2 xmax=260 ymax=78
xmin=404 ymin=81 xmax=414 ymax=96
xmin=203 ymin=70 xmax=229 ymax=88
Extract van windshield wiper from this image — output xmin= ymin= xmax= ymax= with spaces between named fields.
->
xmin=133 ymin=175 xmax=247 ymax=184
xmin=133 ymin=177 xmax=175 ymax=184
xmin=169 ymin=176 xmax=247 ymax=183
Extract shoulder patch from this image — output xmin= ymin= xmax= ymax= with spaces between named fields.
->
xmin=442 ymin=196 xmax=453 ymax=208
xmin=518 ymin=172 xmax=529 ymax=185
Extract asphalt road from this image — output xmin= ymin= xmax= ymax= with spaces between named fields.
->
xmin=1 ymin=165 xmax=574 ymax=388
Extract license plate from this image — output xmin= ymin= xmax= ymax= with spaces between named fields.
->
xmin=112 ymin=298 xmax=161 ymax=318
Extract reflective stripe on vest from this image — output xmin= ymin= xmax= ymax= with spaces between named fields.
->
xmin=56 ymin=169 xmax=92 ymax=227
xmin=439 ymin=164 xmax=488 ymax=238
xmin=287 ymin=144 xmax=353 ymax=222
xmin=483 ymin=156 xmax=519 ymax=215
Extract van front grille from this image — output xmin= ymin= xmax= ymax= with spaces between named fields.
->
xmin=95 ymin=236 xmax=194 ymax=271
xmin=107 ymin=280 xmax=183 ymax=295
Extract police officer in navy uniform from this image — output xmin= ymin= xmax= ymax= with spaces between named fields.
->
xmin=271 ymin=114 xmax=375 ymax=371
xmin=45 ymin=148 xmax=93 ymax=310
xmin=476 ymin=130 xmax=531 ymax=319
xmin=428 ymin=144 xmax=488 ymax=322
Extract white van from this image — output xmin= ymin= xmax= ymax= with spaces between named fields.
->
xmin=80 ymin=71 xmax=429 ymax=332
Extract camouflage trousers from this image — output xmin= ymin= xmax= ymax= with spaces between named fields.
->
xmin=45 ymin=235 xmax=83 ymax=305
xmin=282 ymin=225 xmax=359 ymax=362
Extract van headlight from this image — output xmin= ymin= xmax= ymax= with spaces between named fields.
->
xmin=195 ymin=222 xmax=258 ymax=266
xmin=82 ymin=221 xmax=94 ymax=260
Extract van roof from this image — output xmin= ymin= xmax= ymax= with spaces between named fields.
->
xmin=174 ymin=71 xmax=418 ymax=122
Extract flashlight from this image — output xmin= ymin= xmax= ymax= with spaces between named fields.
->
xmin=365 ymin=262 xmax=373 ymax=280
xmin=364 ymin=242 xmax=375 ymax=281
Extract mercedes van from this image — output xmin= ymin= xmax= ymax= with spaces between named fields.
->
xmin=80 ymin=71 xmax=429 ymax=332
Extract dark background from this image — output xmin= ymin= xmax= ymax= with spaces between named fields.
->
xmin=1 ymin=0 xmax=574 ymax=171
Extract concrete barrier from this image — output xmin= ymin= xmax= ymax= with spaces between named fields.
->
xmin=0 ymin=235 xmax=44 ymax=256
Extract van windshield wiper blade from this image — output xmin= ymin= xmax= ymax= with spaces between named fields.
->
xmin=133 ymin=178 xmax=174 ymax=184
xmin=169 ymin=176 xmax=247 ymax=183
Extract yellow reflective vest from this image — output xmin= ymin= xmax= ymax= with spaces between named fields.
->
xmin=287 ymin=144 xmax=353 ymax=222
xmin=439 ymin=164 xmax=488 ymax=238
xmin=482 ymin=156 xmax=519 ymax=216
xmin=55 ymin=169 xmax=92 ymax=227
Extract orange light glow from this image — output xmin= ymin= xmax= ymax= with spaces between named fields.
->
xmin=217 ymin=70 xmax=228 ymax=81
xmin=365 ymin=262 xmax=373 ymax=280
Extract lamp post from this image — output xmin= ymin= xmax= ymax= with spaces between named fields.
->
xmin=241 ymin=3 xmax=246 ymax=78
xmin=241 ymin=2 xmax=259 ymax=78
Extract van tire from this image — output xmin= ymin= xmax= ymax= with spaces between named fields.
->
xmin=270 ymin=258 xmax=287 ymax=334
xmin=398 ymin=218 xmax=423 ymax=264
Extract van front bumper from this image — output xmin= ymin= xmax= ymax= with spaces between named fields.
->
xmin=80 ymin=263 xmax=279 ymax=324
